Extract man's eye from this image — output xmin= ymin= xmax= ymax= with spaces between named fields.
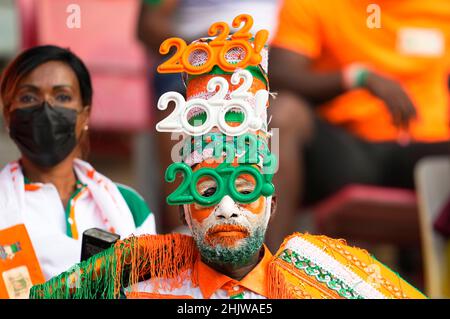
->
xmin=202 ymin=187 xmax=217 ymax=197
xmin=239 ymin=190 xmax=252 ymax=195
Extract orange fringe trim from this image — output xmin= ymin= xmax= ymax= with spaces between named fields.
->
xmin=113 ymin=233 xmax=198 ymax=297
xmin=267 ymin=260 xmax=311 ymax=299
xmin=126 ymin=292 xmax=194 ymax=299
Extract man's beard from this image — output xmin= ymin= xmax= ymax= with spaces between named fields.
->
xmin=193 ymin=226 xmax=267 ymax=268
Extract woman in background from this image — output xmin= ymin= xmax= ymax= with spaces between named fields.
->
xmin=0 ymin=45 xmax=156 ymax=296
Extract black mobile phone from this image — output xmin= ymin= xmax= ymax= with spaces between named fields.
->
xmin=80 ymin=228 xmax=120 ymax=262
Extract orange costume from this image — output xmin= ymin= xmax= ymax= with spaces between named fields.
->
xmin=30 ymin=233 xmax=425 ymax=299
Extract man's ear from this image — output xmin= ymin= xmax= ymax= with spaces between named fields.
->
xmin=178 ymin=205 xmax=188 ymax=226
xmin=270 ymin=195 xmax=277 ymax=219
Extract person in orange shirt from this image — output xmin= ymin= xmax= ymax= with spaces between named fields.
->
xmin=267 ymin=0 xmax=450 ymax=249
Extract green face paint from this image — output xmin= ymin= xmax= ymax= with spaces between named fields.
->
xmin=194 ymin=227 xmax=266 ymax=268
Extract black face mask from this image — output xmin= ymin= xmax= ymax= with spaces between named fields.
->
xmin=9 ymin=101 xmax=78 ymax=167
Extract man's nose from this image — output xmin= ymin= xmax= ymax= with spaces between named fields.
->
xmin=214 ymin=196 xmax=240 ymax=219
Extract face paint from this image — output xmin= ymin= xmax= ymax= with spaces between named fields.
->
xmin=205 ymin=224 xmax=249 ymax=247
xmin=241 ymin=197 xmax=265 ymax=214
xmin=188 ymin=162 xmax=263 ymax=223
xmin=234 ymin=173 xmax=265 ymax=214
xmin=198 ymin=227 xmax=266 ymax=267
xmin=185 ymin=192 xmax=272 ymax=267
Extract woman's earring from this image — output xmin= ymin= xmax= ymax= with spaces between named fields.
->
xmin=84 ymin=125 xmax=89 ymax=131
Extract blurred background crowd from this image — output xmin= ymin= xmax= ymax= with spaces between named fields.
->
xmin=0 ymin=0 xmax=449 ymax=298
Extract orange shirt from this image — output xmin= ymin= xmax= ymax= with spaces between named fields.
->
xmin=271 ymin=0 xmax=450 ymax=142
xmin=193 ymin=244 xmax=273 ymax=299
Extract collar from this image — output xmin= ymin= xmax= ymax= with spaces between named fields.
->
xmin=194 ymin=244 xmax=273 ymax=299
xmin=23 ymin=173 xmax=85 ymax=192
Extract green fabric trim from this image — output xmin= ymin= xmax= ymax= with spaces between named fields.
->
xmin=11 ymin=242 xmax=20 ymax=253
xmin=30 ymin=243 xmax=121 ymax=299
xmin=142 ymin=0 xmax=162 ymax=5
xmin=279 ymin=249 xmax=363 ymax=299
xmin=116 ymin=183 xmax=152 ymax=228
xmin=230 ymin=292 xmax=244 ymax=299
xmin=65 ymin=181 xmax=86 ymax=238
xmin=355 ymin=69 xmax=370 ymax=87
xmin=187 ymin=65 xmax=268 ymax=87
xmin=29 ymin=234 xmax=195 ymax=299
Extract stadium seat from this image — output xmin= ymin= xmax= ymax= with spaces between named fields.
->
xmin=313 ymin=184 xmax=420 ymax=247
xmin=415 ymin=156 xmax=450 ymax=298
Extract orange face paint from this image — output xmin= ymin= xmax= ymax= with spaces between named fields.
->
xmin=204 ymin=224 xmax=249 ymax=248
xmin=190 ymin=166 xmax=217 ymax=222
xmin=190 ymin=205 xmax=215 ymax=223
xmin=233 ymin=173 xmax=265 ymax=214
xmin=189 ymin=195 xmax=265 ymax=223
xmin=240 ymin=196 xmax=265 ymax=215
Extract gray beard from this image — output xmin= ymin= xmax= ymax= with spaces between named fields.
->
xmin=193 ymin=226 xmax=266 ymax=268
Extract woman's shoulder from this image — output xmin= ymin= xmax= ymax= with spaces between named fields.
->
xmin=0 ymin=161 xmax=20 ymax=200
xmin=115 ymin=183 xmax=147 ymax=208
xmin=115 ymin=183 xmax=152 ymax=228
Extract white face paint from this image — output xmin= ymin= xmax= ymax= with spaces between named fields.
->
xmin=184 ymin=193 xmax=272 ymax=254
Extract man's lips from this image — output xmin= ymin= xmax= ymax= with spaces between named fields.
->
xmin=207 ymin=225 xmax=249 ymax=237
xmin=205 ymin=225 xmax=249 ymax=246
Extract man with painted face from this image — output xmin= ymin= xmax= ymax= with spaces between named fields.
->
xmin=176 ymin=154 xmax=277 ymax=298
xmin=30 ymin=16 xmax=425 ymax=299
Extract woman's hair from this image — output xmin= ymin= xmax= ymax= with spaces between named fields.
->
xmin=0 ymin=45 xmax=93 ymax=111
xmin=0 ymin=45 xmax=93 ymax=159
